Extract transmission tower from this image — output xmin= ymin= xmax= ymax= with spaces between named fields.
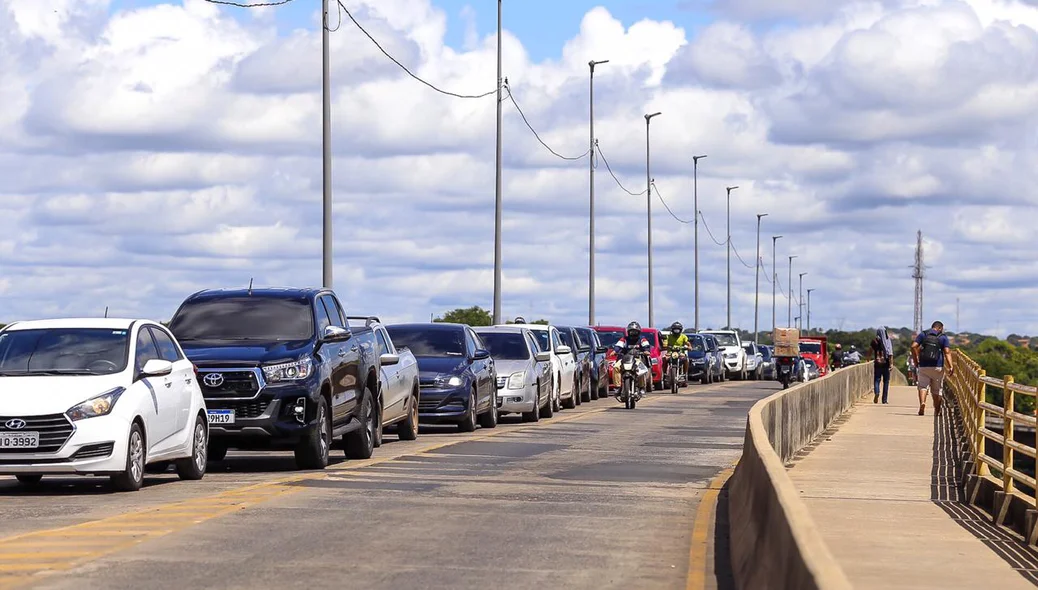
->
xmin=912 ymin=230 xmax=924 ymax=334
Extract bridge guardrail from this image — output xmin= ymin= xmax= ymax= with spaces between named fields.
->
xmin=947 ymin=349 xmax=1038 ymax=539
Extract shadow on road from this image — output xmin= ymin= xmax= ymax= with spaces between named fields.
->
xmin=714 ymin=479 xmax=736 ymax=590
xmin=0 ymin=476 xmax=180 ymax=496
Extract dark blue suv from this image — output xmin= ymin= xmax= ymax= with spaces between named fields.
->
xmin=385 ymin=323 xmax=498 ymax=432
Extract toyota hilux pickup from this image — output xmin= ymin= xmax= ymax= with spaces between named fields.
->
xmin=168 ymin=288 xmax=382 ymax=470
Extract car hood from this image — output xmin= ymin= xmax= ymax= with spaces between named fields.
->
xmin=689 ymin=350 xmax=708 ymax=359
xmin=180 ymin=340 xmax=312 ymax=367
xmin=0 ymin=374 xmax=127 ymax=416
xmin=415 ymin=356 xmax=468 ymax=377
xmin=493 ymin=359 xmax=530 ymax=376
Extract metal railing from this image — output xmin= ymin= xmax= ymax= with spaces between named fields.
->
xmin=947 ymin=349 xmax=1038 ymax=507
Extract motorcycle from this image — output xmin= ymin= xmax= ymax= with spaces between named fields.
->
xmin=615 ymin=350 xmax=649 ymax=409
xmin=775 ymin=355 xmax=798 ymax=389
xmin=662 ymin=348 xmax=688 ymax=394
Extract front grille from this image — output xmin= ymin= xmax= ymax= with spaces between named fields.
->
xmin=0 ymin=414 xmax=74 ymax=454
xmin=206 ymin=397 xmax=272 ymax=419
xmin=199 ymin=370 xmax=261 ymax=398
xmin=418 ymin=398 xmax=442 ymax=411
xmin=72 ymin=442 xmax=114 ymax=460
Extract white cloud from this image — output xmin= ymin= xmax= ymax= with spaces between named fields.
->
xmin=1 ymin=0 xmax=1038 ymax=338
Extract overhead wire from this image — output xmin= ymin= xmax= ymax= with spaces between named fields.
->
xmin=595 ymin=143 xmax=646 ymax=196
xmin=698 ymin=211 xmax=727 ymax=246
xmin=505 ymin=84 xmax=591 ymax=161
xmin=649 ymin=182 xmax=693 ymax=224
xmin=203 ymin=0 xmax=296 ymax=6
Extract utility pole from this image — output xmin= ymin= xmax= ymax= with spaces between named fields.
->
xmin=588 ymin=59 xmax=608 ymax=326
xmin=913 ymin=230 xmax=924 ymax=335
xmin=772 ymin=235 xmax=782 ymax=338
xmin=806 ymin=288 xmax=815 ymax=333
xmin=725 ymin=186 xmax=739 ymax=329
xmin=645 ymin=111 xmax=662 ymax=327
xmin=753 ymin=213 xmax=767 ymax=344
xmin=788 ymin=255 xmax=797 ymax=327
xmin=491 ymin=0 xmax=503 ymax=325
xmin=798 ymin=272 xmax=807 ymax=330
xmin=321 ymin=0 xmax=332 ymax=288
xmin=693 ymin=155 xmax=707 ymax=331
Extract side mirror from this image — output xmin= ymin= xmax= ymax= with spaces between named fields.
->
xmin=472 ymin=349 xmax=491 ymax=360
xmin=140 ymin=359 xmax=173 ymax=378
xmin=323 ymin=325 xmax=351 ymax=341
xmin=535 ymin=351 xmax=551 ymax=362
xmin=379 ymin=353 xmax=400 ymax=366
xmin=557 ymin=345 xmax=572 ymax=355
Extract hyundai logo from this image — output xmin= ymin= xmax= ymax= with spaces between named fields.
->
xmin=202 ymin=373 xmax=225 ymax=388
xmin=4 ymin=419 xmax=26 ymax=430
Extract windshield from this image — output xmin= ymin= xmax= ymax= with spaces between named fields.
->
xmin=170 ymin=297 xmax=314 ymax=341
xmin=0 ymin=328 xmax=130 ymax=375
xmin=710 ymin=333 xmax=738 ymax=347
xmin=386 ymin=327 xmax=465 ymax=357
xmin=804 ymin=359 xmax=818 ymax=367
xmin=475 ymin=332 xmax=530 ymax=360
xmin=687 ymin=335 xmax=706 ymax=352
xmin=799 ymin=342 xmax=822 ymax=354
xmin=761 ymin=347 xmax=772 ymax=360
xmin=596 ymin=330 xmax=624 ymax=347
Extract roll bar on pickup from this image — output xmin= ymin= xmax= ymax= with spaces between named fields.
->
xmin=345 ymin=315 xmax=381 ymax=327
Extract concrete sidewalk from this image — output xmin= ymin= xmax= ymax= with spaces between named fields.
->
xmin=786 ymin=384 xmax=1038 ymax=589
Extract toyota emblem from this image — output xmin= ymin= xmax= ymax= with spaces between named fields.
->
xmin=202 ymin=373 xmax=225 ymax=388
xmin=4 ymin=419 xmax=26 ymax=430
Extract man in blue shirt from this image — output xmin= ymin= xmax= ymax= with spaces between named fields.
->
xmin=911 ymin=320 xmax=954 ymax=416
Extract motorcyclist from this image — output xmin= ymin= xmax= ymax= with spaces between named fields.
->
xmin=612 ymin=321 xmax=652 ymax=394
xmin=661 ymin=321 xmax=691 ymax=379
xmin=831 ymin=343 xmax=844 ymax=370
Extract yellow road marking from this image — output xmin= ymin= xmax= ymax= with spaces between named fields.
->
xmin=686 ymin=464 xmax=737 ymax=590
xmin=0 ymin=552 xmax=93 ymax=560
xmin=0 ymin=384 xmax=722 ymax=587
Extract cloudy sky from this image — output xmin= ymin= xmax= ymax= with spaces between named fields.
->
xmin=2 ymin=0 xmax=1037 ymax=336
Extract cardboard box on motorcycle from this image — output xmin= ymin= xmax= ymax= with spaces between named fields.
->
xmin=773 ymin=327 xmax=799 ymax=357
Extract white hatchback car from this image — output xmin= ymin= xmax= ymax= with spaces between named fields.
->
xmin=516 ymin=324 xmax=577 ymax=411
xmin=0 ymin=318 xmax=209 ymax=491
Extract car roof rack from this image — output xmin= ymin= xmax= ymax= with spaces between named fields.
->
xmin=346 ymin=315 xmax=381 ymax=327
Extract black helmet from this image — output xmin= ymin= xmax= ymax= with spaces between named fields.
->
xmin=626 ymin=321 xmax=641 ymax=341
xmin=671 ymin=321 xmax=683 ymax=334
xmin=513 ymin=316 xmax=526 ymax=324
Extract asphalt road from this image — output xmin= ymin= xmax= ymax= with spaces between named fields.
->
xmin=0 ymin=380 xmax=775 ymax=590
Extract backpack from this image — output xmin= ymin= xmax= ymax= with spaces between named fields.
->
xmin=919 ymin=331 xmax=943 ymax=365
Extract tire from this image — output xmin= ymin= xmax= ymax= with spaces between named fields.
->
xmin=562 ymin=378 xmax=577 ymax=409
xmin=295 ymin=396 xmax=331 ymax=469
xmin=539 ymin=385 xmax=554 ymax=419
xmin=207 ymin=442 xmax=228 ymax=462
xmin=16 ymin=474 xmax=42 ymax=486
xmin=589 ymin=377 xmax=599 ymax=401
xmin=111 ymin=422 xmax=145 ymax=492
xmin=630 ymin=396 xmax=637 ymax=409
xmin=398 ymin=392 xmax=419 ymax=441
xmin=552 ymin=377 xmax=561 ymax=413
xmin=580 ymin=377 xmax=592 ymax=403
xmin=701 ymin=371 xmax=709 ymax=385
xmin=522 ymin=388 xmax=541 ymax=423
xmin=176 ymin=414 xmax=208 ymax=481
xmin=344 ymin=390 xmax=376 ymax=460
xmin=458 ymin=389 xmax=478 ymax=432
xmin=372 ymin=398 xmax=383 ymax=449
xmin=478 ymin=389 xmax=498 ymax=429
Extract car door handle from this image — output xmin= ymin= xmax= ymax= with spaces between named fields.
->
xmin=164 ymin=380 xmax=172 ymax=388
xmin=338 ymin=348 xmax=346 ymax=357
xmin=350 ymin=345 xmax=358 ymax=352
xmin=184 ymin=378 xmax=192 ymax=384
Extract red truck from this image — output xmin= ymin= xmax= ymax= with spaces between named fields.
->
xmin=799 ymin=336 xmax=829 ymax=378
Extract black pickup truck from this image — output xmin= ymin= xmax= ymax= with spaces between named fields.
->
xmin=167 ymin=287 xmax=381 ymax=470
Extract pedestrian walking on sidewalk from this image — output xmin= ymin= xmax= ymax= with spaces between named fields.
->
xmin=911 ymin=321 xmax=954 ymax=416
xmin=871 ymin=327 xmax=893 ymax=404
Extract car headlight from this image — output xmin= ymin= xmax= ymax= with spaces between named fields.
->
xmin=434 ymin=375 xmax=463 ymax=387
xmin=67 ymin=387 xmax=126 ymax=421
xmin=507 ymin=371 xmax=526 ymax=389
xmin=263 ymin=357 xmax=314 ymax=382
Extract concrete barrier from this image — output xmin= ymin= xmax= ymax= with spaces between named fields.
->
xmin=728 ymin=364 xmax=907 ymax=590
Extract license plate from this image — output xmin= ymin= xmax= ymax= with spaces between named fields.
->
xmin=0 ymin=432 xmax=40 ymax=449
xmin=207 ymin=410 xmax=235 ymax=424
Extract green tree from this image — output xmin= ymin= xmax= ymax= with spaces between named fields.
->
xmin=433 ymin=306 xmax=493 ymax=327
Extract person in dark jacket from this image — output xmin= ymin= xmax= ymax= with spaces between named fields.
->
xmin=871 ymin=327 xmax=893 ymax=404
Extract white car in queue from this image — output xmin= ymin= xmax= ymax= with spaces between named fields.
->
xmin=0 ymin=318 xmax=209 ymax=491
xmin=516 ymin=324 xmax=577 ymax=412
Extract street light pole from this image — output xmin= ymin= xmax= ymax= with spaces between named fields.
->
xmin=806 ymin=288 xmax=815 ymax=333
xmin=725 ymin=186 xmax=739 ymax=329
xmin=798 ymin=272 xmax=808 ymax=330
xmin=322 ymin=0 xmax=332 ymax=288
xmin=693 ymin=155 xmax=706 ymax=332
xmin=645 ymin=111 xmax=662 ymax=327
xmin=588 ymin=59 xmax=609 ymax=326
xmin=772 ymin=235 xmax=782 ymax=338
xmin=753 ymin=213 xmax=768 ymax=344
xmin=788 ymin=255 xmax=797 ymax=327
xmin=492 ymin=0 xmax=503 ymax=325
